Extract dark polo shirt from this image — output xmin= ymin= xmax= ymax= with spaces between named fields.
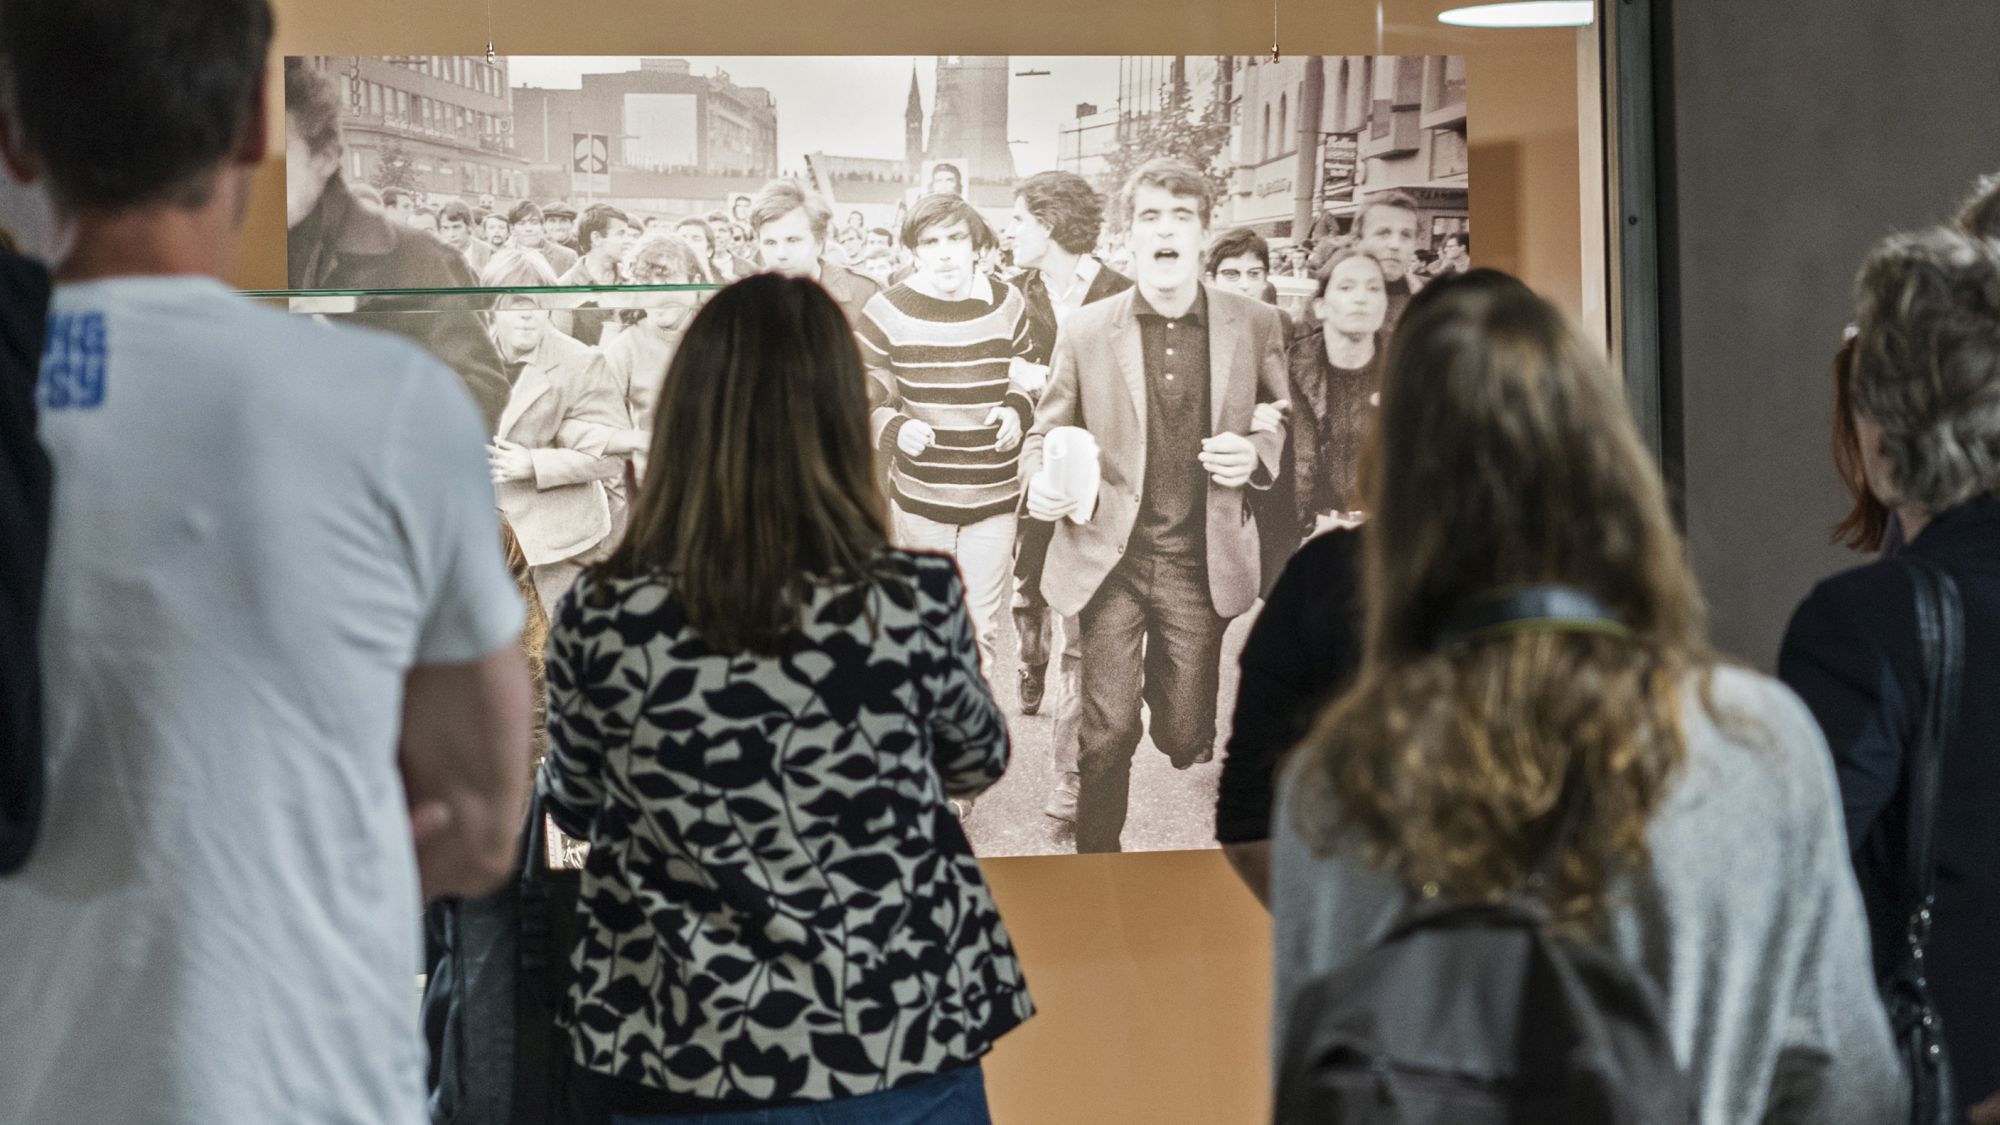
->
xmin=1131 ymin=287 xmax=1211 ymax=559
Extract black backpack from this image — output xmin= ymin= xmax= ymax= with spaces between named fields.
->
xmin=1274 ymin=888 xmax=1696 ymax=1124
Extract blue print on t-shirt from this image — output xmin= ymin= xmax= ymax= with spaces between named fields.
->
xmin=38 ymin=311 xmax=108 ymax=410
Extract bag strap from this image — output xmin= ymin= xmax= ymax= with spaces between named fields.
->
xmin=1901 ymin=556 xmax=1962 ymax=957
xmin=520 ymin=787 xmax=549 ymax=885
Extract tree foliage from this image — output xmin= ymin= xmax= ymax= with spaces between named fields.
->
xmin=369 ymin=137 xmax=421 ymax=193
xmin=1097 ymin=75 xmax=1234 ymax=232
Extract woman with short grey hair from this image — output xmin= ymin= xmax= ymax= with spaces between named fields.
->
xmin=1781 ymin=227 xmax=2000 ymax=1123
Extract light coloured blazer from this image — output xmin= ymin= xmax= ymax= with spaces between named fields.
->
xmin=602 ymin=319 xmax=679 ymax=486
xmin=1019 ymin=284 xmax=1288 ymax=619
xmin=495 ymin=326 xmax=628 ymax=567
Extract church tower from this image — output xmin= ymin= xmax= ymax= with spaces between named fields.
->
xmin=925 ymin=56 xmax=1016 ymax=187
xmin=904 ymin=67 xmax=926 ymax=174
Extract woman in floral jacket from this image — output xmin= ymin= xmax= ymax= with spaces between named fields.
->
xmin=538 ymin=274 xmax=1032 ymax=1124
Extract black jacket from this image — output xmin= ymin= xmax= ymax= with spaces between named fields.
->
xmin=288 ymin=175 xmax=511 ymax=431
xmin=1778 ymin=496 xmax=2000 ymax=1116
xmin=1217 ymin=528 xmax=1361 ymax=844
xmin=1015 ymin=260 xmax=1132 ymax=367
xmin=0 ymin=251 xmax=51 ymax=873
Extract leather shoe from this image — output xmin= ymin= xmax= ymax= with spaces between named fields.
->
xmin=1018 ymin=662 xmax=1048 ymax=715
xmin=1165 ymin=741 xmax=1216 ymax=771
xmin=1042 ymin=771 xmax=1079 ymax=823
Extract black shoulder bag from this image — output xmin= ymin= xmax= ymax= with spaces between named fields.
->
xmin=1887 ymin=556 xmax=1960 ymax=1125
xmin=422 ymin=795 xmax=587 ymax=1125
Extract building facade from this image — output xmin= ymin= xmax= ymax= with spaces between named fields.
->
xmin=1222 ymin=54 xmax=1468 ymax=248
xmin=511 ymin=58 xmax=779 ymax=181
xmin=301 ymin=54 xmax=531 ymax=202
xmin=1056 ymin=102 xmax=1120 ymax=180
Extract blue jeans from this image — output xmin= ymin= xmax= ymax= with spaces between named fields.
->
xmin=611 ymin=1064 xmax=989 ymax=1125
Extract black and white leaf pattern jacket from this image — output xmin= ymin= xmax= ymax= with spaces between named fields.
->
xmin=537 ymin=550 xmax=1034 ymax=1106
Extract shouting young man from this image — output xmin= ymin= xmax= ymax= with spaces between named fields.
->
xmin=1020 ymin=159 xmax=1288 ymax=853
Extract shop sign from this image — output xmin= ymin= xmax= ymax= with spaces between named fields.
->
xmin=1322 ymin=131 xmax=1360 ymax=202
xmin=1255 ymin=171 xmax=1293 ymax=198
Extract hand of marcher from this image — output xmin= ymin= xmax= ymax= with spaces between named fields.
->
xmin=487 ymin=439 xmax=535 ymax=484
xmin=1969 ymin=1091 xmax=2000 ymax=1125
xmin=896 ymin=419 xmax=936 ymax=458
xmin=986 ymin=406 xmax=1022 ymax=452
xmin=1252 ymin=398 xmax=1291 ymax=435
xmin=1026 ymin=472 xmax=1078 ymax=522
xmin=1198 ymin=431 xmax=1258 ymax=488
xmin=1009 ymin=357 xmax=1050 ymax=396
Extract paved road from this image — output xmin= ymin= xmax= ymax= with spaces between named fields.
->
xmin=963 ymin=604 xmax=1260 ymax=857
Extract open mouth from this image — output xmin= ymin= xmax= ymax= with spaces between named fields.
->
xmin=1153 ymin=249 xmax=1181 ymax=262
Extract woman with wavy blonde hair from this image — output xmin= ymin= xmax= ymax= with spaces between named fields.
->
xmin=1270 ymin=282 xmax=1902 ymax=1123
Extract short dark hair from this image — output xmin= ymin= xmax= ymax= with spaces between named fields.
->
xmin=507 ymin=200 xmax=544 ymax=227
xmin=1356 ymin=190 xmax=1421 ymax=234
xmin=439 ymin=200 xmax=475 ymax=227
xmin=1122 ymin=158 xmax=1213 ymax=228
xmin=1015 ymin=171 xmax=1106 ymax=256
xmin=901 ymin=192 xmax=997 ymax=252
xmin=576 ymin=204 xmax=633 ymax=253
xmin=930 ymin=162 xmax=963 ymax=186
xmin=286 ymin=57 xmax=344 ymax=162
xmin=381 ymin=187 xmax=413 ymax=208
xmin=867 ymin=226 xmax=894 ymax=242
xmin=1445 ymin=231 xmax=1470 ymax=252
xmin=1206 ymin=228 xmax=1271 ymax=275
xmin=0 ymin=0 xmax=274 ymax=209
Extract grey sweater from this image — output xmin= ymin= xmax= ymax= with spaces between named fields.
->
xmin=1270 ymin=666 xmax=1905 ymax=1125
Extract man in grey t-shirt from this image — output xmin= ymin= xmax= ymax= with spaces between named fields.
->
xmin=0 ymin=3 xmax=531 ymax=1122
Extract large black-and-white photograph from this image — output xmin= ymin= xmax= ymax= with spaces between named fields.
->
xmin=284 ymin=53 xmax=1471 ymax=857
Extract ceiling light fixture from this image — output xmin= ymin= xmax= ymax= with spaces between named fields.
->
xmin=1438 ymin=1 xmax=1595 ymax=27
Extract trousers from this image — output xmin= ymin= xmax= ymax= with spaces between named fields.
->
xmin=1013 ymin=593 xmax=1083 ymax=784
xmin=1073 ymin=550 xmax=1230 ymax=852
xmin=610 ymin=1064 xmax=989 ymax=1125
xmin=893 ymin=505 xmax=1016 ymax=673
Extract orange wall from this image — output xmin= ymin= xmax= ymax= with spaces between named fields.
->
xmin=252 ymin=5 xmax=1587 ymax=1120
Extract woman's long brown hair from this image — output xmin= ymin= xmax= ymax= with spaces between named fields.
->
xmin=1830 ymin=335 xmax=1891 ymax=551
xmin=1288 ymin=279 xmax=1713 ymax=928
xmin=593 ymin=273 xmax=890 ymax=655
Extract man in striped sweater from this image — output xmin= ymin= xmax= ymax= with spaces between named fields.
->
xmin=859 ymin=193 xmax=1038 ymax=671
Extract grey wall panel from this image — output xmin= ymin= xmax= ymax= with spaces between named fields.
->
xmin=1660 ymin=0 xmax=2000 ymax=666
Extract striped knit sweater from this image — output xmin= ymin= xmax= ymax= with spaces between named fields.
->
xmin=858 ymin=279 xmax=1035 ymax=524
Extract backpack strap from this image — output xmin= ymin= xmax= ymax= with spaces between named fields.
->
xmin=1900 ymin=556 xmax=1962 ymax=962
xmin=1526 ymin=767 xmax=1590 ymax=894
xmin=1430 ymin=585 xmax=1630 ymax=651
